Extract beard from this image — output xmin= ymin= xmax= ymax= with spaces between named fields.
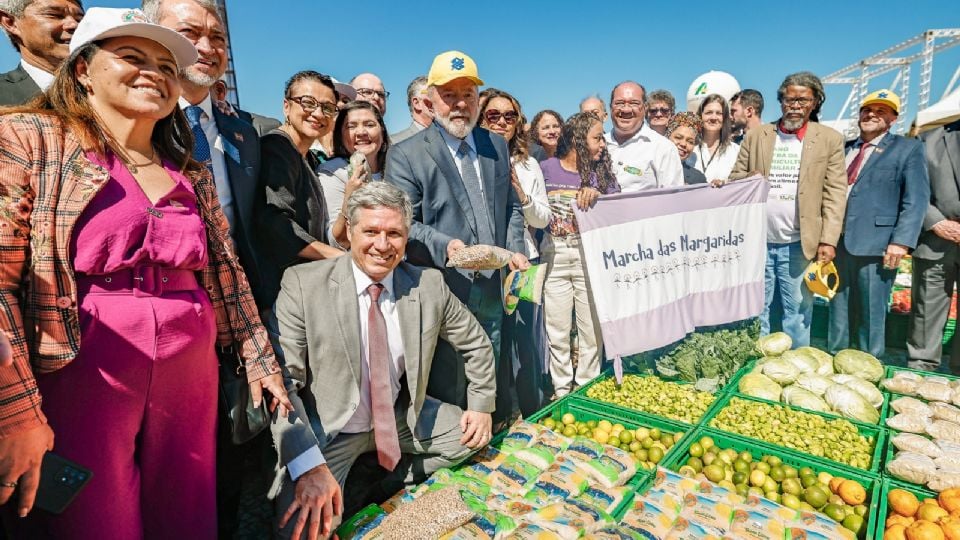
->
xmin=781 ymin=116 xmax=806 ymax=131
xmin=435 ymin=110 xmax=477 ymax=139
xmin=183 ymin=65 xmax=219 ymax=88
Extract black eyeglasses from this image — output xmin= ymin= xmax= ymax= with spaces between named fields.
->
xmin=484 ymin=110 xmax=519 ymax=124
xmin=648 ymin=107 xmax=673 ymax=116
xmin=782 ymin=97 xmax=815 ymax=107
xmin=287 ymin=96 xmax=338 ymax=117
xmin=356 ymin=88 xmax=390 ymax=100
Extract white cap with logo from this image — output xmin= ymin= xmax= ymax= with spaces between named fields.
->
xmin=69 ymin=7 xmax=198 ymax=70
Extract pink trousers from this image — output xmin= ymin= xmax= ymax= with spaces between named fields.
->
xmin=18 ymin=273 xmax=218 ymax=539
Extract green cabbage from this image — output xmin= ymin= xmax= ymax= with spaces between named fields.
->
xmin=762 ymin=358 xmax=800 ymax=385
xmin=795 ymin=346 xmax=834 ymax=376
xmin=781 ymin=350 xmax=819 ymax=374
xmin=756 ymin=332 xmax=792 ymax=356
xmin=833 ymin=349 xmax=884 ymax=383
xmin=824 ymin=383 xmax=881 ymax=424
xmin=831 ymin=374 xmax=884 ymax=409
xmin=794 ymin=373 xmax=834 ymax=396
xmin=739 ymin=372 xmax=782 ymax=401
xmin=782 ymin=385 xmax=831 ymax=413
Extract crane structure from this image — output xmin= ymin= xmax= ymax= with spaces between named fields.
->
xmin=822 ymin=29 xmax=960 ymax=136
xmin=214 ymin=0 xmax=240 ymax=107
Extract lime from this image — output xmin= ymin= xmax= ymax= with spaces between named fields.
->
xmin=597 ymin=420 xmax=613 ymax=432
xmin=749 ymin=470 xmax=766 ymax=487
xmin=841 ymin=514 xmax=864 ymax=537
xmin=801 ymin=474 xmax=818 ymax=488
xmin=562 ymin=425 xmax=577 ymax=437
xmin=634 ymin=427 xmax=649 ymax=440
xmin=702 ymin=453 xmax=715 ymax=466
xmin=782 ymin=465 xmax=798 ymax=479
xmin=769 ymin=466 xmax=785 ymax=483
xmin=733 ymin=459 xmax=750 ymax=474
xmin=612 ymin=423 xmax=626 ymax=433
xmin=649 ymin=428 xmax=661 ymax=440
xmin=635 ymin=449 xmax=648 ymax=463
xmin=762 ymin=477 xmax=779 ymax=494
xmin=704 ymin=464 xmax=725 ymax=483
xmin=619 ymin=430 xmax=634 ymax=444
xmin=735 ymin=484 xmax=749 ymax=497
xmin=641 ymin=438 xmax=654 ymax=450
xmin=782 ymin=478 xmax=803 ymax=496
xmin=689 ymin=442 xmax=704 ymax=458
xmin=561 ymin=413 xmax=576 ymax=425
xmin=765 ymin=491 xmax=780 ymax=503
xmin=629 ymin=441 xmax=641 ymax=452
xmin=799 ymin=467 xmax=815 ymax=478
xmin=823 ymin=503 xmax=846 ymax=522
xmin=804 ymin=485 xmax=829 ymax=509
xmin=854 ymin=504 xmax=867 ymax=517
xmin=577 ymin=425 xmax=589 ymax=435
xmin=543 ymin=418 xmax=556 ymax=430
xmin=781 ymin=493 xmax=801 ymax=510
xmin=739 ymin=451 xmax=753 ymax=463
xmin=678 ymin=465 xmax=697 ymax=477
xmin=700 ymin=436 xmax=714 ymax=451
xmin=686 ymin=457 xmax=703 ymax=472
xmin=766 ymin=456 xmax=782 ymax=467
xmin=755 ymin=462 xmax=771 ymax=474
xmin=586 ymin=420 xmax=597 ymax=429
xmin=593 ymin=430 xmax=609 ymax=444
xmin=648 ymin=447 xmax=664 ymax=464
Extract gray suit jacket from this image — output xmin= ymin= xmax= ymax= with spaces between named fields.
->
xmin=385 ymin=122 xmax=526 ymax=301
xmin=0 ymin=64 xmax=41 ymax=106
xmin=269 ymin=256 xmax=496 ymax=474
xmin=390 ymin=121 xmax=425 ymax=145
xmin=914 ymin=119 xmax=960 ymax=260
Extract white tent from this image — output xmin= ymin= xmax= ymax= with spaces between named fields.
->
xmin=916 ymin=87 xmax=960 ymax=133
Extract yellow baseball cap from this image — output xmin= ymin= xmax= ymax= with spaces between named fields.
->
xmin=804 ymin=260 xmax=840 ymax=300
xmin=427 ymin=51 xmax=484 ymax=87
xmin=861 ymin=89 xmax=900 ymax=115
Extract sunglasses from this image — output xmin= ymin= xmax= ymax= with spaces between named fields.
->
xmin=287 ymin=96 xmax=339 ymax=117
xmin=648 ymin=107 xmax=673 ymax=116
xmin=484 ymin=109 xmax=519 ymax=124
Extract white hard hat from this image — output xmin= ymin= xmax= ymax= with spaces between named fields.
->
xmin=686 ymin=71 xmax=741 ymax=112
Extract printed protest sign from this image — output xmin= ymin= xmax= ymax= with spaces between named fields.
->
xmin=572 ymin=176 xmax=769 ymax=378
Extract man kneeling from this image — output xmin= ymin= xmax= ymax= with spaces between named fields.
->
xmin=269 ymin=182 xmax=496 ymax=539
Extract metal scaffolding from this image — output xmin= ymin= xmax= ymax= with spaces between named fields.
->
xmin=822 ymin=29 xmax=960 ymax=135
xmin=214 ymin=0 xmax=240 ymax=107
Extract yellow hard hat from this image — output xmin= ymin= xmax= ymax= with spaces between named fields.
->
xmin=427 ymin=50 xmax=484 ymax=87
xmin=804 ymin=260 xmax=840 ymax=300
xmin=861 ymin=89 xmax=900 ymax=115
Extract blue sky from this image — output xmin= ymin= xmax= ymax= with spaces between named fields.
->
xmin=2 ymin=1 xmax=958 ymax=134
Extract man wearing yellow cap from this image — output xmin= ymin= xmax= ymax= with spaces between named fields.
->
xmin=386 ymin=51 xmax=529 ymax=429
xmin=828 ymin=89 xmax=929 ymax=358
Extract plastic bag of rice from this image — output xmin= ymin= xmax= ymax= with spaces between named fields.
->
xmin=371 ymin=487 xmax=475 ymax=540
xmin=512 ymin=429 xmax=570 ymax=469
xmin=527 ymin=498 xmax=614 ymax=537
xmin=891 ymin=432 xmax=942 ymax=458
xmin=890 ymin=396 xmax=933 ymax=417
xmin=524 ymin=459 xmax=590 ymax=506
xmin=498 ymin=421 xmax=544 ymax=454
xmin=577 ymin=444 xmax=638 ymax=488
xmin=446 ymin=244 xmax=514 ymax=270
xmin=665 ymin=516 xmax=725 ymax=540
xmin=575 ymin=485 xmax=632 ymax=515
xmin=886 ymin=452 xmax=938 ymax=484
xmin=488 ymin=455 xmax=541 ymax=498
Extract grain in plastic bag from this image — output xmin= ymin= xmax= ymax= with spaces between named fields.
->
xmin=564 ymin=436 xmax=605 ymax=463
xmin=729 ymin=508 xmax=786 ymax=540
xmin=488 ymin=456 xmax=541 ymax=497
xmin=584 ymin=526 xmax=647 ymax=540
xmin=446 ymin=244 xmax=513 ymax=270
xmin=792 ymin=512 xmax=857 ymax=540
xmin=738 ymin=495 xmax=800 ymax=522
xmin=498 ymin=421 xmax=543 ymax=454
xmin=524 ymin=459 xmax=590 ymax=506
xmin=890 ymin=396 xmax=933 ymax=417
xmin=499 ymin=523 xmax=562 ymax=540
xmin=575 ymin=485 xmax=632 ymax=514
xmin=951 ymin=387 xmax=960 ymax=407
xmin=678 ymin=493 xmax=734 ymax=532
xmin=621 ymin=498 xmax=678 ymax=538
xmin=470 ymin=446 xmax=506 ymax=469
xmin=886 ymin=412 xmax=932 ymax=434
xmin=372 ymin=487 xmax=474 ymax=540
xmin=512 ymin=429 xmax=570 ymax=470
xmin=928 ymin=419 xmax=960 ymax=443
xmin=578 ymin=444 xmax=637 ymax=488
xmin=918 ymin=380 xmax=954 ymax=402
xmin=936 ymin=454 xmax=960 ymax=473
xmin=891 ymin=432 xmax=942 ymax=458
xmin=932 ymin=402 xmax=960 ymax=424
xmin=528 ymin=498 xmax=614 ymax=537
xmin=665 ymin=516 xmax=725 ymax=540
xmin=882 ymin=375 xmax=920 ymax=395
xmin=929 ymin=472 xmax=960 ymax=492
xmin=886 ymin=451 xmax=938 ymax=484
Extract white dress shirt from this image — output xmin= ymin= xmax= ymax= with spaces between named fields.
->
xmin=286 ymin=263 xmax=406 ymax=481
xmin=178 ymin=95 xmax=235 ymax=230
xmin=605 ymin=122 xmax=684 ymax=192
xmin=438 ymin=127 xmax=484 ymax=201
xmin=845 ymin=132 xmax=887 ymax=190
xmin=691 ymin=141 xmax=741 ymax=181
xmin=20 ymin=59 xmax=54 ymax=91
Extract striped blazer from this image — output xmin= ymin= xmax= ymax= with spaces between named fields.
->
xmin=0 ymin=113 xmax=279 ymax=436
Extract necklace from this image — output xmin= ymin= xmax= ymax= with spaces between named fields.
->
xmin=123 ymin=147 xmax=158 ymax=173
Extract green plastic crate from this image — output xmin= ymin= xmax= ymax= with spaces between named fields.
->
xmin=874 ymin=479 xmax=938 ymax=539
xmin=703 ymin=393 xmax=887 ymax=474
xmin=572 ymin=370 xmax=722 ymax=427
xmin=661 ymin=426 xmax=881 ymax=540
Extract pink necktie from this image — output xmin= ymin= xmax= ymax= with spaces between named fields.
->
xmin=367 ymin=283 xmax=401 ymax=471
xmin=846 ymin=143 xmax=871 ymax=185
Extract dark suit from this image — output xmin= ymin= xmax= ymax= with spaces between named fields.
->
xmin=236 ymin=108 xmax=282 ymax=137
xmin=195 ymin=104 xmax=270 ymax=539
xmin=386 ymin=122 xmax=524 ymax=421
xmin=0 ymin=64 xmax=41 ymax=106
xmin=908 ymin=119 xmax=960 ymax=370
xmin=828 ymin=133 xmax=929 ymax=357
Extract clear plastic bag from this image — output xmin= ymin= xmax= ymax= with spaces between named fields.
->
xmin=886 ymin=452 xmax=938 ymax=484
xmin=891 ymin=432 xmax=942 ymax=458
xmin=952 ymin=387 xmax=960 ymax=407
xmin=938 ymin=439 xmax=960 ymax=454
xmin=931 ymin=402 xmax=960 ymax=424
xmin=890 ymin=396 xmax=933 ymax=417
xmin=928 ymin=472 xmax=960 ymax=492
xmin=918 ymin=381 xmax=954 ymax=402
xmin=882 ymin=375 xmax=920 ymax=395
xmin=928 ymin=420 xmax=960 ymax=443
xmin=446 ymin=245 xmax=514 ymax=270
xmin=887 ymin=413 xmax=932 ymax=434
xmin=935 ymin=454 xmax=960 ymax=473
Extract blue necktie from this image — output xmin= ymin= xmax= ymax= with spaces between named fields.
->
xmin=185 ymin=105 xmax=213 ymax=174
xmin=456 ymin=140 xmax=494 ymax=246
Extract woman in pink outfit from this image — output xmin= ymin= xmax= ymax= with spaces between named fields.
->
xmin=0 ymin=8 xmax=291 ymax=539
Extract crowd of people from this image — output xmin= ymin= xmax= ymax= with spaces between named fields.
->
xmin=0 ymin=1 xmax=957 ymax=539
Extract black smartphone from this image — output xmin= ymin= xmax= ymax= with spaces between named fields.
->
xmin=34 ymin=452 xmax=92 ymax=514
